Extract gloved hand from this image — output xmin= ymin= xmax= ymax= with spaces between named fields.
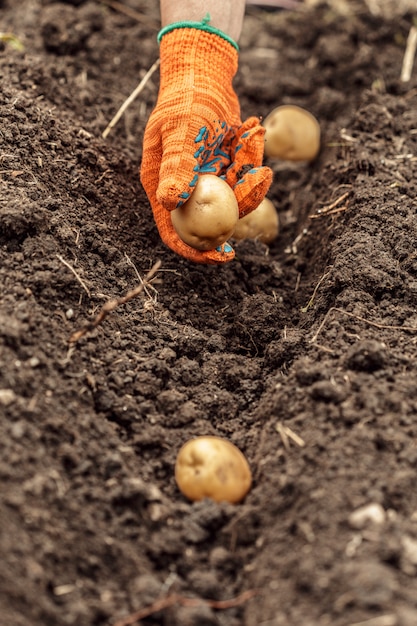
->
xmin=140 ymin=18 xmax=273 ymax=264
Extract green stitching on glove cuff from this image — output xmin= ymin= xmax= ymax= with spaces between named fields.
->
xmin=158 ymin=15 xmax=239 ymax=51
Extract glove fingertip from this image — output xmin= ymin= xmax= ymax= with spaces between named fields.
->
xmin=157 ymin=176 xmax=197 ymax=212
xmin=234 ymin=165 xmax=273 ymax=218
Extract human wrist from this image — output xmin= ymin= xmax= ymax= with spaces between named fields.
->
xmin=158 ymin=14 xmax=239 ymax=51
xmin=160 ymin=0 xmax=245 ymax=42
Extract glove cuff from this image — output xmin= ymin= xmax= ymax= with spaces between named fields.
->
xmin=157 ymin=23 xmax=239 ymax=100
xmin=158 ymin=14 xmax=239 ymax=51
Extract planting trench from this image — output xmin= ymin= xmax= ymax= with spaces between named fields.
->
xmin=1 ymin=1 xmax=417 ymax=624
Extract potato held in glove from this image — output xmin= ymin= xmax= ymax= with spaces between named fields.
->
xmin=263 ymin=104 xmax=320 ymax=162
xmin=233 ymin=197 xmax=279 ymax=244
xmin=175 ymin=436 xmax=252 ymax=504
xmin=171 ymin=175 xmax=239 ymax=251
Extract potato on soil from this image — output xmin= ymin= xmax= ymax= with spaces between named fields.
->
xmin=263 ymin=104 xmax=320 ymax=162
xmin=171 ymin=175 xmax=239 ymax=251
xmin=232 ymin=197 xmax=279 ymax=244
xmin=175 ymin=436 xmax=252 ymax=504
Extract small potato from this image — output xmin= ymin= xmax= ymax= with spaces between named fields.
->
xmin=232 ymin=197 xmax=279 ymax=244
xmin=175 ymin=436 xmax=252 ymax=504
xmin=263 ymin=104 xmax=320 ymax=162
xmin=171 ymin=175 xmax=239 ymax=251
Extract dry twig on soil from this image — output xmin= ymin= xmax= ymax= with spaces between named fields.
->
xmin=276 ymin=422 xmax=306 ymax=451
xmin=349 ymin=614 xmax=397 ymax=626
xmin=246 ymin=0 xmax=303 ymax=8
xmin=301 ymin=269 xmax=331 ymax=313
xmin=98 ymin=0 xmax=159 ymax=28
xmin=113 ymin=589 xmax=258 ymax=626
xmin=309 ymin=191 xmax=351 ymax=219
xmin=57 ymin=254 xmax=91 ymax=297
xmin=69 ymin=260 xmax=162 ymax=344
xmin=102 ymin=59 xmax=160 ymax=138
xmin=310 ymin=306 xmax=417 ymax=345
xmin=401 ymin=25 xmax=417 ymax=82
xmin=285 ymin=227 xmax=309 ymax=254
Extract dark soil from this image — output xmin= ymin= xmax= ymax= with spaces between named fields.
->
xmin=2 ymin=1 xmax=417 ymax=625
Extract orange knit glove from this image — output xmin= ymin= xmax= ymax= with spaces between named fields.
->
xmin=140 ymin=19 xmax=273 ymax=264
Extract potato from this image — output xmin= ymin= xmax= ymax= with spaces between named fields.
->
xmin=232 ymin=197 xmax=279 ymax=244
xmin=171 ymin=175 xmax=239 ymax=251
xmin=263 ymin=104 xmax=320 ymax=162
xmin=175 ymin=436 xmax=252 ymax=504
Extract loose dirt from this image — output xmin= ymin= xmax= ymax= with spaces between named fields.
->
xmin=2 ymin=1 xmax=417 ymax=625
